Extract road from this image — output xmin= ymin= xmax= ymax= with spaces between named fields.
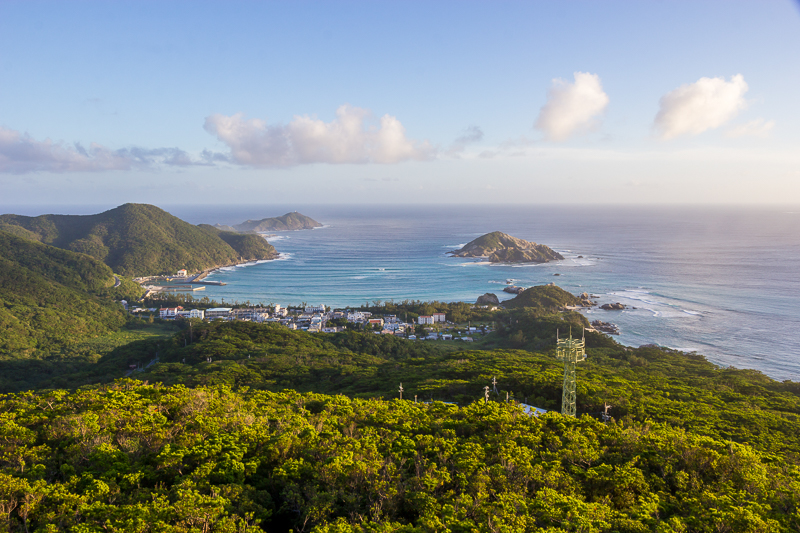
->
xmin=113 ymin=275 xmax=121 ymax=288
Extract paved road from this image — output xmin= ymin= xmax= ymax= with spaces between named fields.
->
xmin=113 ymin=275 xmax=121 ymax=288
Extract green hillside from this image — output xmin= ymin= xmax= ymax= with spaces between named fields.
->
xmin=0 ymin=231 xmax=129 ymax=355
xmin=0 ymin=203 xmax=278 ymax=276
xmin=0 ymin=383 xmax=797 ymax=532
xmin=2 ymin=321 xmax=796 ymax=531
xmin=216 ymin=211 xmax=322 ymax=232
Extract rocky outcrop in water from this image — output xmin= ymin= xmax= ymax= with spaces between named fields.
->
xmin=449 ymin=232 xmax=563 ymax=263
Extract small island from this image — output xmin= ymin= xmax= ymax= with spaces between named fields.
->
xmin=215 ymin=211 xmax=322 ymax=233
xmin=449 ymin=231 xmax=563 ymax=263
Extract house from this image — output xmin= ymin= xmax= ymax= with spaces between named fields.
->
xmin=305 ymin=304 xmax=326 ymax=313
xmin=432 ymin=313 xmax=446 ymax=323
xmin=441 ymin=334 xmax=453 ymax=341
xmin=418 ymin=315 xmax=434 ymax=325
xmin=188 ymin=309 xmax=204 ymax=319
xmin=177 ymin=269 xmax=188 ymax=277
xmin=159 ymin=306 xmax=184 ymax=319
xmin=368 ymin=318 xmax=384 ymax=328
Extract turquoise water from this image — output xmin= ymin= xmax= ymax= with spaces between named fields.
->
xmin=160 ymin=204 xmax=800 ymax=382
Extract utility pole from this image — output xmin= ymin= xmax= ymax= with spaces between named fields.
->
xmin=602 ymin=402 xmax=612 ymax=422
xmin=399 ymin=383 xmax=404 ymax=400
xmin=483 ymin=386 xmax=490 ymax=403
xmin=492 ymin=376 xmax=498 ymax=393
xmin=556 ymin=328 xmax=586 ymax=417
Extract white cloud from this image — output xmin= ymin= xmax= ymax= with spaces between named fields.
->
xmin=204 ymin=104 xmax=435 ymax=166
xmin=725 ymin=118 xmax=775 ymax=138
xmin=654 ymin=74 xmax=749 ymax=139
xmin=0 ymin=126 xmax=216 ymax=174
xmin=0 ymin=127 xmax=134 ymax=173
xmin=534 ymin=72 xmax=609 ymax=141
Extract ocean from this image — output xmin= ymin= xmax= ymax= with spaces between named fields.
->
xmin=154 ymin=204 xmax=800 ymax=382
xmin=4 ymin=203 xmax=798 ymax=381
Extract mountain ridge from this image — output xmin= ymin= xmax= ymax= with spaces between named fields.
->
xmin=0 ymin=203 xmax=278 ymax=276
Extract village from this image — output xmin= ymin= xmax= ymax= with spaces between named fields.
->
xmin=127 ymin=302 xmax=486 ymax=342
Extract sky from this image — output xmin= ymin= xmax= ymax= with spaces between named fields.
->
xmin=1 ymin=0 xmax=799 ymax=207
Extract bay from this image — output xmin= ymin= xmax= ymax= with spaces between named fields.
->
xmin=161 ymin=204 xmax=800 ymax=382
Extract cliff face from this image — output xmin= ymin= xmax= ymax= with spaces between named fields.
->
xmin=449 ymin=231 xmax=563 ymax=263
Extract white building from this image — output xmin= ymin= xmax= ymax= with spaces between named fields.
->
xmin=347 ymin=311 xmax=372 ymax=322
xmin=177 ymin=269 xmax=188 ymax=277
xmin=433 ymin=313 xmax=446 ymax=323
xmin=418 ymin=315 xmax=434 ymax=325
xmin=305 ymin=304 xmax=326 ymax=313
xmin=159 ymin=307 xmax=183 ymax=319
xmin=206 ymin=308 xmax=232 ymax=319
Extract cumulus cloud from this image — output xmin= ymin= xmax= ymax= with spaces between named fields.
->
xmin=725 ymin=118 xmax=775 ymax=139
xmin=654 ymin=74 xmax=749 ymax=139
xmin=534 ymin=72 xmax=609 ymax=141
xmin=203 ymin=104 xmax=435 ymax=166
xmin=0 ymin=126 xmax=215 ymax=174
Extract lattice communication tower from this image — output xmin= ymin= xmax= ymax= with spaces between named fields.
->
xmin=556 ymin=329 xmax=586 ymax=417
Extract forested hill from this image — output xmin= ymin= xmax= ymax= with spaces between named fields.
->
xmin=2 ymin=321 xmax=798 ymax=531
xmin=0 ymin=230 xmax=129 ymax=354
xmin=214 ymin=211 xmax=322 ymax=232
xmin=0 ymin=203 xmax=278 ymax=276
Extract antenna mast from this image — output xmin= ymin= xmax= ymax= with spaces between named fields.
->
xmin=555 ymin=328 xmax=586 ymax=417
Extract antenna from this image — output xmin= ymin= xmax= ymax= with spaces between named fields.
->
xmin=555 ymin=330 xmax=586 ymax=417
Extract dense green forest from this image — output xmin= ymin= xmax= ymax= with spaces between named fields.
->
xmin=0 ymin=204 xmax=277 ymax=276
xmin=0 ymin=380 xmax=798 ymax=532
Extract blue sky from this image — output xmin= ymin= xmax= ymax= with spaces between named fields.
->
xmin=1 ymin=0 xmax=799 ymax=206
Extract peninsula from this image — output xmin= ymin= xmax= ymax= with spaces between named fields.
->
xmin=449 ymin=231 xmax=563 ymax=263
xmin=214 ymin=211 xmax=322 ymax=233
